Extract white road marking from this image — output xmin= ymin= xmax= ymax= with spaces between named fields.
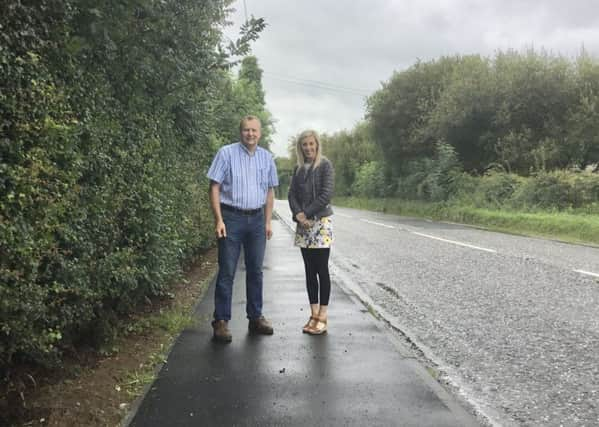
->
xmin=359 ymin=218 xmax=396 ymax=229
xmin=573 ymin=269 xmax=599 ymax=278
xmin=412 ymin=232 xmax=497 ymax=253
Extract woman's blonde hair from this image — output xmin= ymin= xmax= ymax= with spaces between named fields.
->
xmin=295 ymin=129 xmax=322 ymax=172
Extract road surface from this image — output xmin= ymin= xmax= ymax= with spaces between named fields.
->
xmin=275 ymin=200 xmax=599 ymax=427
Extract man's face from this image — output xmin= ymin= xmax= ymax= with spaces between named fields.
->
xmin=240 ymin=119 xmax=261 ymax=150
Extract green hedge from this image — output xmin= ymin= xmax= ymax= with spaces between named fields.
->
xmin=1 ymin=1 xmax=259 ymax=368
xmin=459 ymin=170 xmax=599 ymax=212
xmin=397 ymin=156 xmax=599 ymax=213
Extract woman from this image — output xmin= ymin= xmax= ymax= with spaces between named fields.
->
xmin=288 ymin=130 xmax=334 ymax=335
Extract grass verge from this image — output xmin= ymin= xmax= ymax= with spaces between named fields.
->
xmin=120 ymin=308 xmax=198 ymax=400
xmin=334 ymin=197 xmax=599 ymax=246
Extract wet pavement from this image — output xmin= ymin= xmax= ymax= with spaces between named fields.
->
xmin=299 ymin=202 xmax=599 ymax=426
xmin=124 ymin=216 xmax=479 ymax=427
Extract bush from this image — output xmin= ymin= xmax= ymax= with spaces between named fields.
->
xmin=395 ymin=159 xmax=429 ymax=199
xmin=475 ymin=171 xmax=522 ymax=207
xmin=509 ymin=171 xmax=573 ymax=210
xmin=351 ymin=161 xmax=387 ymax=197
xmin=406 ymin=142 xmax=462 ymax=202
xmin=570 ymin=172 xmax=599 ymax=207
xmin=450 ymin=172 xmax=480 ymax=205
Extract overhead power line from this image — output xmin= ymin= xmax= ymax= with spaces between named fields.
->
xmin=262 ymin=72 xmax=372 ymax=97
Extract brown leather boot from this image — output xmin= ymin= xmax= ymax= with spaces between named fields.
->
xmin=212 ymin=319 xmax=232 ymax=343
xmin=248 ymin=316 xmax=274 ymax=335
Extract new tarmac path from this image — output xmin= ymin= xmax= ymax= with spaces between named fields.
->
xmin=124 ymin=215 xmax=480 ymax=426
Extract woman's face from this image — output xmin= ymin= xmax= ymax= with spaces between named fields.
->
xmin=301 ymin=136 xmax=318 ymax=161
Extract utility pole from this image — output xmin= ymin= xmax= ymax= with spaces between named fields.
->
xmin=243 ymin=0 xmax=248 ymax=23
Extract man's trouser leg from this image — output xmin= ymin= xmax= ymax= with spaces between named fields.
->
xmin=243 ymin=212 xmax=266 ymax=320
xmin=213 ymin=211 xmax=243 ymax=321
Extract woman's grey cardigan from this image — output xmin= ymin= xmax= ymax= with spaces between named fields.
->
xmin=288 ymin=157 xmax=334 ymax=221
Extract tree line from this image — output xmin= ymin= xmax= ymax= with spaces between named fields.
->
xmin=1 ymin=1 xmax=270 ymax=370
xmin=281 ymin=50 xmax=599 ymax=210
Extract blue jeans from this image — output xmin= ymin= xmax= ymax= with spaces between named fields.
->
xmin=214 ymin=209 xmax=266 ymax=321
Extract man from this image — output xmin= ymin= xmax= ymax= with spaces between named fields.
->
xmin=206 ymin=115 xmax=279 ymax=343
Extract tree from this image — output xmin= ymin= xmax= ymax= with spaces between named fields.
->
xmin=491 ymin=49 xmax=576 ymax=173
xmin=323 ymin=122 xmax=382 ymax=196
xmin=426 ymin=55 xmax=497 ymax=172
xmin=224 ymin=56 xmax=274 ymax=149
xmin=366 ymin=56 xmax=460 ymax=177
xmin=564 ymin=51 xmax=599 ymax=169
xmin=274 ymin=156 xmax=294 ymax=199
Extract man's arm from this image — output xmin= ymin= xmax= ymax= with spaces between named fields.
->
xmin=209 ymin=181 xmax=226 ymax=239
xmin=264 ymin=187 xmax=274 ymax=240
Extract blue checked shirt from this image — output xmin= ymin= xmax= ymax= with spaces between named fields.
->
xmin=207 ymin=142 xmax=279 ymax=210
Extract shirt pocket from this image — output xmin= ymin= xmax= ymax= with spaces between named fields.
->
xmin=259 ymin=168 xmax=269 ymax=190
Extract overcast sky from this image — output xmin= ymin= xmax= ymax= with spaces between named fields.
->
xmin=223 ymin=0 xmax=599 ymax=158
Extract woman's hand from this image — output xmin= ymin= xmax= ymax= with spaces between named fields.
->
xmin=295 ymin=212 xmax=307 ymax=223
xmin=296 ymin=212 xmax=312 ymax=229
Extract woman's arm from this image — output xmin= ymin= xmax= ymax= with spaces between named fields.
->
xmin=303 ymin=160 xmax=334 ymax=218
xmin=287 ymin=168 xmax=302 ymax=220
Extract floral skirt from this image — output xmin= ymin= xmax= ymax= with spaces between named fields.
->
xmin=294 ymin=216 xmax=333 ymax=248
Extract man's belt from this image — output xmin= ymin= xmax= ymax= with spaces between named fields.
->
xmin=220 ymin=204 xmax=262 ymax=215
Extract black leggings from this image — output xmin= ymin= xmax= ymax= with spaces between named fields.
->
xmin=300 ymin=248 xmax=331 ymax=305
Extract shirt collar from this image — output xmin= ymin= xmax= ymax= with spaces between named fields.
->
xmin=238 ymin=141 xmax=256 ymax=156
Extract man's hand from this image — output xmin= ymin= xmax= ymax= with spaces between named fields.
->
xmin=215 ymin=220 xmax=227 ymax=239
xmin=209 ymin=181 xmax=226 ymax=239
xmin=265 ymin=220 xmax=273 ymax=240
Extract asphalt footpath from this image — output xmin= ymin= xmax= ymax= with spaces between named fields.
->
xmin=123 ymin=213 xmax=480 ymax=427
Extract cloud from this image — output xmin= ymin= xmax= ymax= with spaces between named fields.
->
xmin=225 ymin=0 xmax=599 ymax=157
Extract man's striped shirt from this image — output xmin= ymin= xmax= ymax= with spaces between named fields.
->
xmin=207 ymin=142 xmax=279 ymax=210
